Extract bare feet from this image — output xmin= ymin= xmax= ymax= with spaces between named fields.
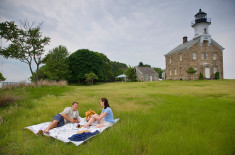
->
xmin=43 ymin=130 xmax=49 ymax=134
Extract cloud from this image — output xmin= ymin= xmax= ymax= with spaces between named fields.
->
xmin=0 ymin=0 xmax=235 ymax=80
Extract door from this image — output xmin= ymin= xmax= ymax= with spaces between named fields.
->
xmin=205 ymin=67 xmax=210 ymax=78
xmin=150 ymin=76 xmax=152 ymax=81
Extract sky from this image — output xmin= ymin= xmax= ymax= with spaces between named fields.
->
xmin=0 ymin=0 xmax=235 ymax=82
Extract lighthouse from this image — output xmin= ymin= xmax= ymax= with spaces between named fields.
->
xmin=165 ymin=9 xmax=224 ymax=80
xmin=191 ymin=9 xmax=212 ymax=45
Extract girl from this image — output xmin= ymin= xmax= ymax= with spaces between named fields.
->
xmin=84 ymin=98 xmax=114 ymax=128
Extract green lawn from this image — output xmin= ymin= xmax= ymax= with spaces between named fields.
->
xmin=0 ymin=80 xmax=235 ymax=154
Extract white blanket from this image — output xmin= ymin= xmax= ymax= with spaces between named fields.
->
xmin=25 ymin=118 xmax=119 ymax=146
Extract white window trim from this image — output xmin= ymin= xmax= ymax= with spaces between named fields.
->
xmin=201 ymin=52 xmax=204 ymax=60
xmin=193 ymin=52 xmax=197 ymax=60
xmin=205 ymin=53 xmax=208 ymax=60
xmin=213 ymin=53 xmax=217 ymax=60
xmin=213 ymin=67 xmax=218 ymax=74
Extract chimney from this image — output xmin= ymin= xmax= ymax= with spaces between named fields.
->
xmin=183 ymin=36 xmax=188 ymax=43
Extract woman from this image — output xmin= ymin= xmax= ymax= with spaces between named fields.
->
xmin=84 ymin=98 xmax=114 ymax=128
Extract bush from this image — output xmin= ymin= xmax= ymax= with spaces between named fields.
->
xmin=0 ymin=92 xmax=18 ymax=107
xmin=215 ymin=72 xmax=220 ymax=79
xmin=199 ymin=72 xmax=204 ymax=80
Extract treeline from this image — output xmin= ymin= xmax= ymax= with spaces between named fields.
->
xmin=0 ymin=20 xmax=164 ymax=85
xmin=31 ymin=46 xmax=128 ymax=84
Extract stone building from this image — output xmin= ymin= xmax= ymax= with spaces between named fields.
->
xmin=135 ymin=66 xmax=159 ymax=81
xmin=164 ymin=9 xmax=224 ymax=80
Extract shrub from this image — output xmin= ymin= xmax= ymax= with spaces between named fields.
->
xmin=215 ymin=72 xmax=220 ymax=79
xmin=186 ymin=67 xmax=197 ymax=80
xmin=0 ymin=92 xmax=18 ymax=107
xmin=199 ymin=72 xmax=204 ymax=80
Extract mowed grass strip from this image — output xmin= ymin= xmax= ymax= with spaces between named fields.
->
xmin=0 ymin=80 xmax=234 ymax=154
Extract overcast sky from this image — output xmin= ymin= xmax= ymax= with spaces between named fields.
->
xmin=0 ymin=0 xmax=235 ymax=82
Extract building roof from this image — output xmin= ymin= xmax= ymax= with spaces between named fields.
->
xmin=211 ymin=39 xmax=225 ymax=50
xmin=164 ymin=37 xmax=224 ymax=56
xmin=135 ymin=67 xmax=158 ymax=75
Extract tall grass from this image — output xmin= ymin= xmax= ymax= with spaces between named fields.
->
xmin=1 ymin=80 xmax=67 ymax=90
xmin=0 ymin=91 xmax=20 ymax=107
xmin=0 ymin=80 xmax=234 ymax=154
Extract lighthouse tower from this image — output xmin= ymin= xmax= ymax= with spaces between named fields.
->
xmin=191 ymin=9 xmax=211 ymax=45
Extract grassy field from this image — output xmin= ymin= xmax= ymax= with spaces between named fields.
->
xmin=0 ymin=80 xmax=235 ymax=154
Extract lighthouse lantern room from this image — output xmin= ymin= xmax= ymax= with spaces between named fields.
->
xmin=191 ymin=9 xmax=212 ymax=45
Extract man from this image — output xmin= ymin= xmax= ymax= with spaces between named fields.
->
xmin=39 ymin=102 xmax=80 ymax=134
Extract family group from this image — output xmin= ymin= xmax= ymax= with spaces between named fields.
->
xmin=41 ymin=98 xmax=114 ymax=134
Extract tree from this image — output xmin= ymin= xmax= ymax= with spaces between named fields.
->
xmin=138 ymin=62 xmax=144 ymax=67
xmin=186 ymin=66 xmax=197 ymax=80
xmin=0 ymin=21 xmax=50 ymax=86
xmin=124 ymin=66 xmax=136 ymax=82
xmin=0 ymin=72 xmax=6 ymax=81
xmin=85 ymin=72 xmax=98 ymax=85
xmin=138 ymin=62 xmax=151 ymax=68
xmin=42 ymin=45 xmax=70 ymax=81
xmin=111 ymin=61 xmax=128 ymax=79
xmin=30 ymin=65 xmax=48 ymax=81
xmin=68 ymin=49 xmax=104 ymax=83
xmin=96 ymin=52 xmax=113 ymax=81
xmin=153 ymin=67 xmax=165 ymax=79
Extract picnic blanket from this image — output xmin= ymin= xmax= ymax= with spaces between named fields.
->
xmin=25 ymin=117 xmax=119 ymax=146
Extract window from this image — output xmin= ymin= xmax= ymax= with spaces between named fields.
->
xmin=201 ymin=52 xmax=208 ymax=60
xmin=169 ymin=58 xmax=171 ymax=64
xmin=193 ymin=52 xmax=197 ymax=60
xmin=201 ymin=52 xmax=205 ymax=60
xmin=174 ymin=68 xmax=177 ymax=75
xmin=214 ymin=67 xmax=218 ymax=74
xmin=145 ymin=75 xmax=148 ymax=80
xmin=180 ymin=54 xmax=182 ymax=61
xmin=170 ymin=69 xmax=172 ymax=76
xmin=204 ymin=28 xmax=207 ymax=34
xmin=194 ymin=67 xmax=197 ymax=74
xmin=205 ymin=53 xmax=208 ymax=60
xmin=213 ymin=53 xmax=217 ymax=60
